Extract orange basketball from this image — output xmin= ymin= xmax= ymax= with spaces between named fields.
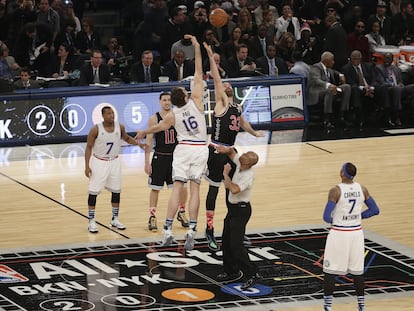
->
xmin=209 ymin=8 xmax=228 ymax=28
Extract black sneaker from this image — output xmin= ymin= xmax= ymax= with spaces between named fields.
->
xmin=148 ymin=215 xmax=157 ymax=232
xmin=241 ymin=273 xmax=262 ymax=290
xmin=216 ymin=271 xmax=241 ymax=281
xmin=205 ymin=227 xmax=220 ymax=251
xmin=176 ymin=211 xmax=189 ymax=228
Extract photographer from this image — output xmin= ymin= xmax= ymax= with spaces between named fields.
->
xmin=102 ymin=36 xmax=131 ymax=82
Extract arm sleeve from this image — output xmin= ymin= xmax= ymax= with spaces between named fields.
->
xmin=362 ymin=197 xmax=380 ymax=219
xmin=323 ymin=201 xmax=336 ymax=224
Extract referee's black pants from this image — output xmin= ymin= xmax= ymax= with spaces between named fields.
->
xmin=221 ymin=202 xmax=257 ymax=278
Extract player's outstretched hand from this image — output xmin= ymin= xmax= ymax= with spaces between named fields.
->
xmin=136 ymin=130 xmax=146 ymax=140
xmin=254 ymin=130 xmax=265 ymax=137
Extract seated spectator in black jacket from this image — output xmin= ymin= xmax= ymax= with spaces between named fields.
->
xmin=78 ymin=50 xmax=111 ymax=86
xmin=342 ymin=50 xmax=376 ymax=127
xmin=162 ymin=50 xmax=195 ymax=82
xmin=255 ymin=44 xmax=288 ymax=76
xmin=227 ymin=44 xmax=257 ymax=78
xmin=129 ymin=50 xmax=161 ymax=83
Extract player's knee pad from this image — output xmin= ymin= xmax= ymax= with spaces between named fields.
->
xmin=111 ymin=192 xmax=120 ymax=204
xmin=88 ymin=194 xmax=97 ymax=207
xmin=206 ymin=186 xmax=219 ymax=211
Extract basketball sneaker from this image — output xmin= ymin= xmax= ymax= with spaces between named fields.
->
xmin=161 ymin=228 xmax=174 ymax=247
xmin=148 ymin=215 xmax=157 ymax=232
xmin=88 ymin=219 xmax=98 ymax=233
xmin=184 ymin=229 xmax=197 ymax=251
xmin=205 ymin=227 xmax=220 ymax=251
xmin=176 ymin=211 xmax=189 ymax=228
xmin=110 ymin=217 xmax=126 ymax=230
xmin=241 ymin=272 xmax=262 ymax=290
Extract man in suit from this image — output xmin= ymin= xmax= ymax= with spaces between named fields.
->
xmin=342 ymin=50 xmax=376 ymax=127
xmin=13 ymin=67 xmax=41 ymax=89
xmin=227 ymin=44 xmax=256 ymax=78
xmin=129 ymin=50 xmax=162 ymax=83
xmin=373 ymin=52 xmax=414 ymax=126
xmin=255 ymin=44 xmax=288 ymax=76
xmin=247 ymin=24 xmax=272 ymax=61
xmin=323 ymin=14 xmax=348 ymax=71
xmin=162 ymin=50 xmax=194 ymax=82
xmin=78 ymin=50 xmax=111 ymax=86
xmin=307 ymin=51 xmax=351 ymax=129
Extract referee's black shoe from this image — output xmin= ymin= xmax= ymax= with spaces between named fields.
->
xmin=216 ymin=271 xmax=242 ymax=281
xmin=241 ymin=272 xmax=262 ymax=290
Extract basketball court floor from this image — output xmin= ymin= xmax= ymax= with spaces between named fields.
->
xmin=0 ymin=123 xmax=413 ymax=311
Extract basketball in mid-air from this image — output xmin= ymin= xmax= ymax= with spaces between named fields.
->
xmin=209 ymin=8 xmax=228 ymax=28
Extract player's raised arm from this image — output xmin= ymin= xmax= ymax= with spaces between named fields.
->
xmin=203 ymin=42 xmax=227 ymax=110
xmin=189 ymin=35 xmax=203 ymax=112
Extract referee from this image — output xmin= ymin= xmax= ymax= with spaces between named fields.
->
xmin=216 ymin=145 xmax=262 ymax=290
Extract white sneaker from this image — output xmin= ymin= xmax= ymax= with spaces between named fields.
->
xmin=88 ymin=219 xmax=98 ymax=233
xmin=110 ymin=217 xmax=126 ymax=230
xmin=184 ymin=229 xmax=197 ymax=251
xmin=161 ymin=228 xmax=174 ymax=247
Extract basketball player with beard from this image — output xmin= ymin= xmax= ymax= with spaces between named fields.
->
xmin=203 ymin=42 xmax=263 ymax=251
xmin=145 ymin=91 xmax=189 ymax=232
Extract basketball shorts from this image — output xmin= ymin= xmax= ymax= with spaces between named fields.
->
xmin=148 ymin=153 xmax=174 ymax=190
xmin=88 ymin=156 xmax=122 ymax=194
xmin=204 ymin=145 xmax=233 ymax=187
xmin=323 ymin=228 xmax=365 ymax=275
xmin=172 ymin=144 xmax=208 ymax=184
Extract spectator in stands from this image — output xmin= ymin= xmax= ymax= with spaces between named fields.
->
xmin=298 ymin=0 xmax=325 ymax=38
xmin=390 ymin=1 xmax=414 ymax=46
xmin=342 ymin=4 xmax=363 ymax=34
xmin=323 ymin=14 xmax=348 ymax=71
xmin=248 ymin=24 xmax=272 ymax=60
xmin=390 ymin=0 xmax=402 ymax=16
xmin=233 ymin=0 xmax=249 ymax=23
xmin=342 ymin=50 xmax=377 ymax=128
xmin=201 ymin=29 xmax=223 ymax=61
xmin=7 ymin=0 xmax=37 ymax=50
xmin=227 ymin=43 xmax=256 ymax=77
xmin=204 ymin=52 xmax=229 ymax=79
xmin=61 ymin=0 xmax=81 ymax=33
xmin=347 ymin=20 xmax=371 ymax=63
xmin=295 ymin=23 xmax=320 ymax=65
xmin=13 ymin=66 xmax=41 ymax=89
xmin=275 ymin=4 xmax=301 ymax=42
xmin=129 ymin=50 xmax=161 ymax=83
xmin=0 ymin=3 xmax=9 ymax=43
xmin=162 ymin=49 xmax=195 ymax=81
xmin=253 ymin=0 xmax=278 ymax=27
xmin=1 ymin=40 xmax=21 ymax=77
xmin=48 ymin=42 xmax=78 ymax=80
xmin=141 ymin=0 xmax=169 ymax=52
xmin=36 ymin=0 xmax=60 ymax=54
xmin=223 ymin=26 xmax=244 ymax=60
xmin=76 ymin=17 xmax=101 ymax=55
xmin=366 ymin=20 xmax=386 ymax=53
xmin=367 ymin=0 xmax=391 ymax=45
xmin=236 ymin=8 xmax=257 ymax=43
xmin=189 ymin=1 xmax=210 ymax=43
xmin=13 ymin=22 xmax=53 ymax=75
xmin=261 ymin=9 xmax=277 ymax=41
xmin=78 ymin=50 xmax=111 ymax=85
xmin=54 ymin=18 xmax=78 ymax=54
xmin=276 ymin=31 xmax=296 ymax=71
xmin=289 ymin=50 xmax=310 ymax=79
xmin=373 ymin=52 xmax=414 ymax=126
xmin=0 ymin=41 xmax=14 ymax=81
xmin=255 ymin=44 xmax=288 ymax=76
xmin=171 ymin=35 xmax=196 ymax=61
xmin=307 ymin=51 xmax=352 ymax=130
xmin=160 ymin=5 xmax=192 ymax=64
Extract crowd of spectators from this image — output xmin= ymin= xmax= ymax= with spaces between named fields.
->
xmin=1 ymin=0 xmax=414 ymax=126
